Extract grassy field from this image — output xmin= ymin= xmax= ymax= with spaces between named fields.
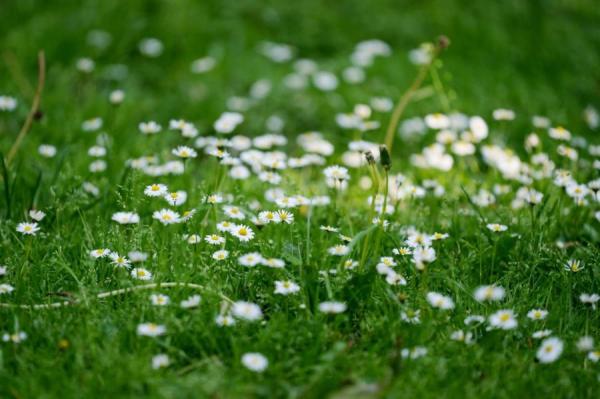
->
xmin=1 ymin=0 xmax=600 ymax=398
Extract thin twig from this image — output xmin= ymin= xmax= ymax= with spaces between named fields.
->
xmin=383 ymin=37 xmax=449 ymax=152
xmin=0 ymin=282 xmax=233 ymax=310
xmin=6 ymin=51 xmax=46 ymax=166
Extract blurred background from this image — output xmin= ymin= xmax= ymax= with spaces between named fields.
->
xmin=1 ymin=0 xmax=600 ymax=148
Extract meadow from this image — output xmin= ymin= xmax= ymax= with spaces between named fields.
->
xmin=1 ymin=0 xmax=600 ymax=398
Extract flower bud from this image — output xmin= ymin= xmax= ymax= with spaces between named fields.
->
xmin=379 ymin=145 xmax=391 ymax=171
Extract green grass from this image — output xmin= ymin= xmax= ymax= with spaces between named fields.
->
xmin=1 ymin=0 xmax=600 ymax=398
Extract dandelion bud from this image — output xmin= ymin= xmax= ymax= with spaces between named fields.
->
xmin=365 ymin=151 xmax=375 ymax=165
xmin=379 ymin=145 xmax=391 ymax=171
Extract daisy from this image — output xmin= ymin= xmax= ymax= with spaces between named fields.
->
xmin=82 ymin=117 xmax=102 ymax=132
xmin=412 ymin=246 xmax=436 ymax=269
xmin=586 ymin=351 xmax=600 ymax=363
xmin=473 ymin=285 xmax=506 ymax=302
xmin=274 ymin=280 xmax=300 ymax=295
xmin=109 ymin=253 xmax=130 ymax=268
xmin=400 ymin=309 xmax=421 ymax=324
xmin=261 ymin=258 xmax=285 ymax=268
xmin=401 ymin=346 xmax=428 ymax=360
xmin=318 ymin=301 xmax=347 ymax=314
xmin=144 ymin=184 xmax=168 ymax=197
xmin=576 ymin=336 xmax=594 ymax=352
xmin=172 ymin=146 xmax=197 ymax=159
xmin=150 ymin=294 xmax=170 ymax=306
xmin=392 ymin=247 xmax=412 ymax=256
xmin=90 ymin=248 xmax=111 ymax=258
xmin=258 ymin=211 xmax=281 ymax=224
xmin=426 ymin=292 xmax=455 ymax=310
xmin=431 ymin=232 xmax=449 ymax=240
xmin=216 ymin=220 xmax=235 ymax=232
xmin=137 ymin=323 xmax=166 ymax=337
xmin=424 ymin=113 xmax=450 ymax=129
xmin=76 ymin=57 xmax=94 ymax=72
xmin=169 ymin=119 xmax=187 ymax=130
xmin=205 ymin=234 xmax=225 ymax=245
xmin=486 ymin=223 xmax=508 ymax=232
xmin=38 ymin=144 xmax=57 ymax=158
xmin=0 ymin=284 xmax=14 ymax=295
xmin=109 ymin=90 xmax=125 ymax=104
xmin=536 ymin=337 xmax=563 ymax=363
xmin=488 ymin=309 xmax=518 ymax=330
xmin=215 ymin=314 xmax=236 ymax=327
xmin=339 ymin=234 xmax=352 ymax=243
xmin=139 ymin=121 xmax=162 ymax=135
xmin=564 ymin=259 xmax=583 ymax=273
xmin=328 ymin=245 xmax=349 ymax=256
xmin=343 ymin=259 xmax=358 ymax=270
xmin=231 ymin=224 xmax=255 ymax=242
xmin=139 ymin=38 xmax=163 ymax=57
xmin=153 ymin=209 xmax=181 ymax=225
xmin=320 ymin=225 xmax=339 ymax=233
xmin=0 ymin=95 xmax=17 ymax=111
xmin=450 ymin=330 xmax=474 ymax=344
xmin=131 ymin=268 xmax=153 ymax=280
xmin=186 ymin=234 xmax=201 ymax=244
xmin=492 ymin=109 xmax=515 ymax=121
xmin=180 ymin=294 xmax=201 ymax=309
xmin=532 ymin=330 xmax=553 ymax=339
xmin=164 ymin=191 xmax=187 ymax=206
xmin=181 ymin=209 xmax=196 ymax=222
xmin=212 ymin=250 xmax=229 ymax=261
xmin=406 ymin=231 xmax=432 ymax=248
xmin=152 ymin=354 xmax=170 ymax=369
xmin=89 ymin=160 xmax=107 ymax=173
xmin=277 ymin=210 xmax=294 ymax=224
xmin=385 ymin=271 xmax=407 ymax=286
xmin=83 ymin=182 xmax=100 ymax=196
xmin=241 ymin=352 xmax=268 ymax=372
xmin=111 ymin=212 xmax=140 ymax=225
xmin=381 ymin=256 xmax=398 ymax=268
xmin=88 ymin=145 xmax=106 ymax=157
xmin=214 ymin=112 xmax=244 ymax=134
xmin=2 ymin=331 xmax=27 ymax=343
xmin=527 ymin=309 xmax=548 ymax=321
xmin=128 ymin=251 xmax=148 ymax=263
xmin=579 ymin=293 xmax=599 ymax=309
xmin=231 ymin=301 xmax=263 ymax=321
xmin=16 ymin=222 xmax=40 ymax=235
xmin=323 ymin=165 xmax=350 ymax=181
xmin=29 ymin=210 xmax=46 ymax=221
xmin=223 ymin=205 xmax=245 ymax=220
xmin=205 ymin=193 xmax=224 ymax=204
xmin=238 ymin=252 xmax=263 ymax=267
xmin=229 ymin=165 xmax=251 ymax=180
xmin=548 ymin=126 xmax=571 ymax=141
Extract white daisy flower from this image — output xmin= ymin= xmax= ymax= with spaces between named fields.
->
xmin=16 ymin=222 xmax=40 ymax=235
xmin=231 ymin=301 xmax=263 ymax=321
xmin=536 ymin=337 xmax=563 ymax=363
xmin=144 ymin=184 xmax=168 ymax=197
xmin=274 ymin=280 xmax=300 ymax=295
xmin=131 ymin=268 xmax=153 ymax=280
xmin=488 ymin=309 xmax=518 ymax=330
xmin=241 ymin=352 xmax=268 ymax=372
xmin=137 ymin=323 xmax=166 ymax=337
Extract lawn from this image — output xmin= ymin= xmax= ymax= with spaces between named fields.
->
xmin=1 ymin=0 xmax=600 ymax=398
